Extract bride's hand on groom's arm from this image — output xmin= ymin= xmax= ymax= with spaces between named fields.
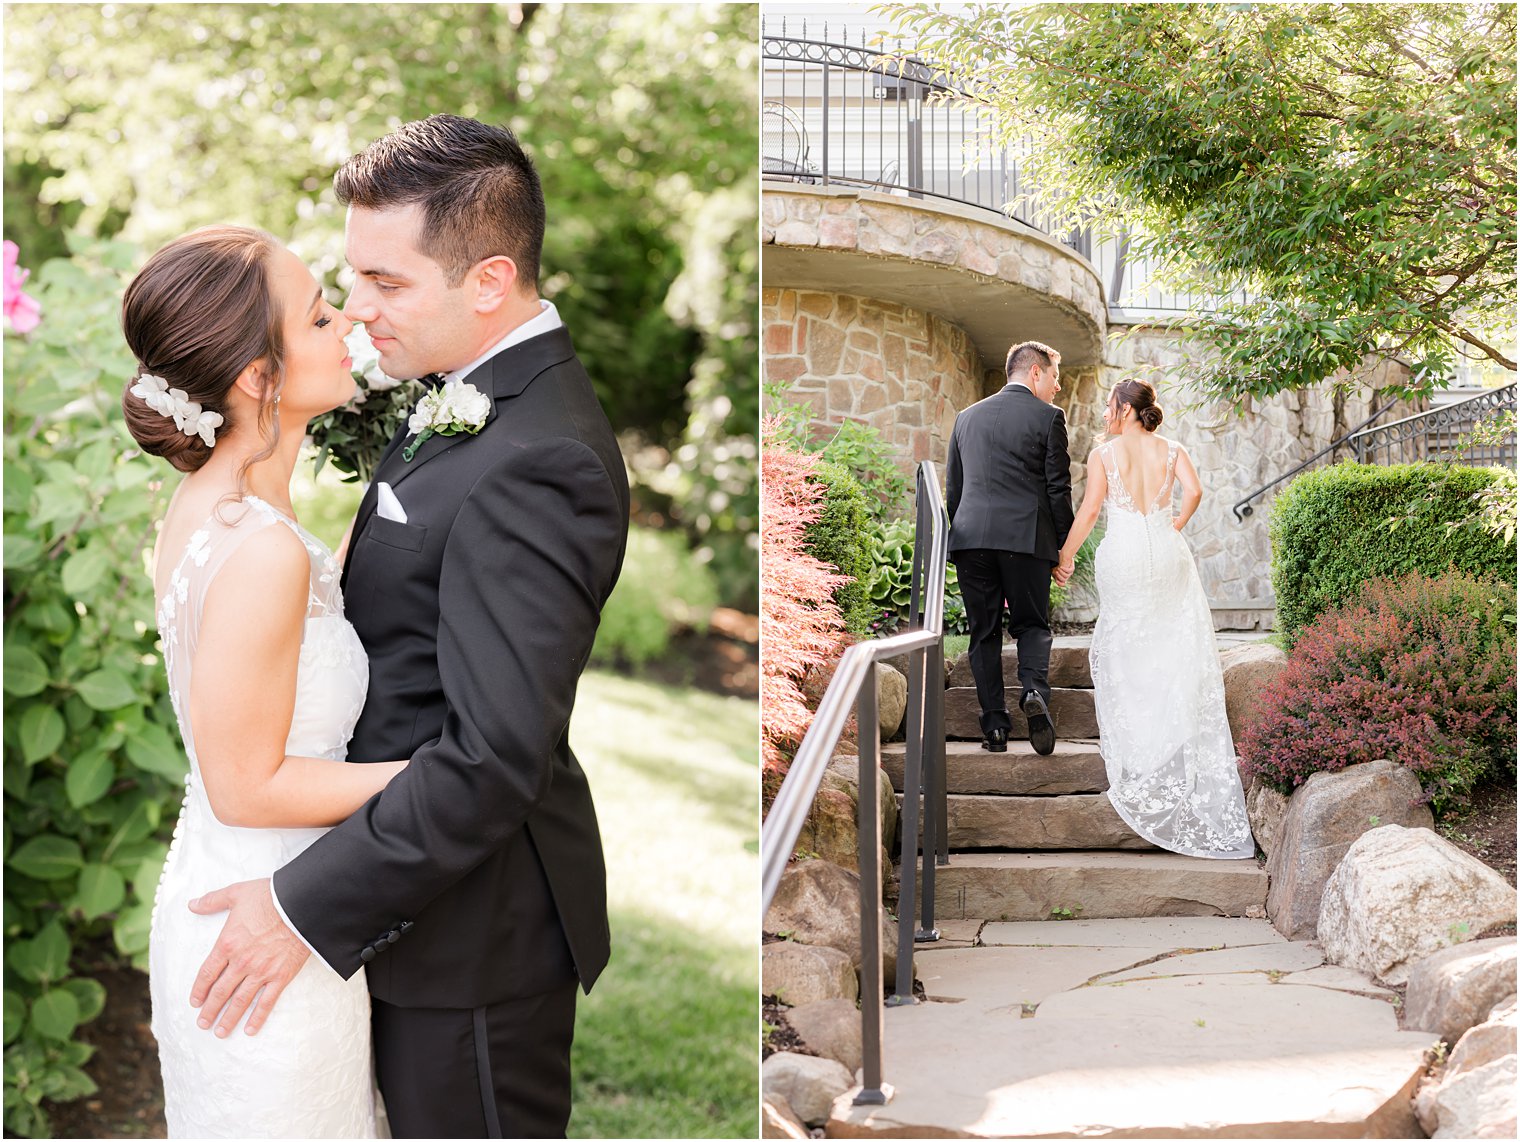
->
xmin=187 ymin=878 xmax=310 ymax=1038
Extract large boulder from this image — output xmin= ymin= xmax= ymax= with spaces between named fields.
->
xmin=1415 ymin=1055 xmax=1516 ymax=1140
xmin=1317 ymin=825 xmax=1517 ymax=984
xmin=877 ymin=663 xmax=907 ymax=740
xmin=1446 ymin=997 xmax=1517 ymax=1078
xmin=765 ymin=858 xmax=902 ymax=981
xmin=761 ymin=1051 xmax=854 ymax=1126
xmin=1266 ymin=761 xmax=1433 ymax=939
xmin=762 ymin=941 xmax=858 ymax=1007
xmin=786 ymin=998 xmax=863 ymax=1073
xmin=761 ymin=1095 xmax=809 ymax=1140
xmin=1219 ymin=642 xmax=1288 ymax=740
xmin=793 ymin=757 xmax=897 ymax=890
xmin=1246 ymin=779 xmax=1289 ymax=859
xmin=1404 ymin=938 xmax=1518 ymax=1044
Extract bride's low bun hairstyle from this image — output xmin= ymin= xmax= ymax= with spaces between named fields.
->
xmin=1112 ymin=378 xmax=1163 ymax=432
xmin=121 ymin=226 xmax=286 ymax=473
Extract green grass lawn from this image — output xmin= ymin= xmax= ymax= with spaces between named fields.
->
xmin=566 ymin=672 xmax=759 ymax=1139
xmin=943 ymin=634 xmax=970 ymax=660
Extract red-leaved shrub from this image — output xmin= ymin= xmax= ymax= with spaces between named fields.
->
xmin=1238 ymin=571 xmax=1516 ymax=815
xmin=761 ymin=416 xmax=848 ymax=776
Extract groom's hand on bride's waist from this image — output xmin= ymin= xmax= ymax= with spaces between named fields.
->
xmin=187 ymin=878 xmax=309 ymax=1038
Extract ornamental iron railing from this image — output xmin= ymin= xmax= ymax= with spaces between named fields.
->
xmin=761 ymin=461 xmax=949 ymax=1106
xmin=761 ymin=23 xmax=1092 ymax=261
xmin=1348 ymin=383 xmax=1516 ymax=467
xmin=761 ymin=21 xmax=1266 ymax=315
xmin=1232 ymin=384 xmax=1516 ymax=522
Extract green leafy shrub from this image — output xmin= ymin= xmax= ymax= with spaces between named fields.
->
xmin=590 ymin=525 xmax=720 ymax=669
xmin=763 ymin=388 xmax=912 ymax=520
xmin=803 ymin=460 xmax=875 ymax=636
xmin=1270 ymin=462 xmax=1517 ymax=646
xmin=1238 ymin=572 xmax=1516 ymax=816
xmin=4 ymin=234 xmax=184 ymax=1137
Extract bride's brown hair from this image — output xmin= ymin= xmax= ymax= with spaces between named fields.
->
xmin=1111 ymin=378 xmax=1163 ymax=432
xmin=121 ymin=225 xmax=287 ymax=474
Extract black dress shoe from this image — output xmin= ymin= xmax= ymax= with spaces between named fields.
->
xmin=981 ymin=728 xmax=1008 ymax=753
xmin=1022 ymin=691 xmax=1056 ymax=756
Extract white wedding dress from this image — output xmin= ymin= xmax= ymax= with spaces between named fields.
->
xmin=1088 ymin=440 xmax=1255 ymax=859
xmin=148 ymin=495 xmax=379 ymax=1138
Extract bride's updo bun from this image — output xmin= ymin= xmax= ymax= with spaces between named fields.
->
xmin=1112 ymin=378 xmax=1163 ymax=432
xmin=121 ymin=226 xmax=285 ymax=473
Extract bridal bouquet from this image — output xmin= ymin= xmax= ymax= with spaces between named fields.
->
xmin=307 ymin=326 xmax=424 ymax=483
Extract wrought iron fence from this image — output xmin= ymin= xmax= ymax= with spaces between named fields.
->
xmin=1348 ymin=383 xmax=1516 ymax=467
xmin=761 ymin=461 xmax=949 ymax=1106
xmin=759 ymin=22 xmax=1265 ymax=315
xmin=761 ymin=24 xmax=1092 ymax=261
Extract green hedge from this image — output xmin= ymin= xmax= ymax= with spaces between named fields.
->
xmin=804 ymin=460 xmax=875 ymax=637
xmin=1271 ymin=462 xmax=1517 ymax=646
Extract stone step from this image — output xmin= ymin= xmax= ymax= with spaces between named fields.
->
xmin=906 ymin=850 xmax=1267 ymax=922
xmin=945 ymin=687 xmax=1097 ymax=740
xmin=881 ymin=740 xmax=1108 ymax=796
xmin=930 ymin=794 xmax=1153 ymax=850
xmin=947 ymin=637 xmax=1093 ymax=690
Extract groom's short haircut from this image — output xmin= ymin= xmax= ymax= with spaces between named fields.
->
xmin=1006 ymin=340 xmax=1060 ymax=381
xmin=334 ymin=114 xmax=545 ymax=291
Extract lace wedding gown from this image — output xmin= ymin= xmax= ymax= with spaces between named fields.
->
xmin=1088 ymin=441 xmax=1255 ymax=859
xmin=148 ymin=496 xmax=378 ymax=1138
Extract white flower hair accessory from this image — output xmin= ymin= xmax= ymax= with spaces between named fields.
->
xmin=402 ymin=379 xmax=491 ymax=462
xmin=130 ymin=373 xmax=225 ymax=449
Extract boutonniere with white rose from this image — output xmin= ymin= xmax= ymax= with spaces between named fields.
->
xmin=402 ymin=378 xmax=492 ymax=462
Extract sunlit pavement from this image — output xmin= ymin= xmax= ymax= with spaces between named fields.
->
xmin=830 ymin=917 xmax=1435 ymax=1139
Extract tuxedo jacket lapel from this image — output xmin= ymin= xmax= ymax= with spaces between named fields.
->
xmin=346 ymin=327 xmax=580 ymax=574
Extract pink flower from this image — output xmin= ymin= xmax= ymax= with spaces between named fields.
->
xmin=4 ymin=240 xmax=42 ymax=334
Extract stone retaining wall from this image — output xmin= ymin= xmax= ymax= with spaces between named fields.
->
xmin=763 ymin=288 xmax=984 ymax=471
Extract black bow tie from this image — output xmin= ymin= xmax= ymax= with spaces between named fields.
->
xmin=419 ymin=373 xmax=447 ymax=390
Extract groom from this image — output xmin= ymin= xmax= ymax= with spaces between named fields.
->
xmin=186 ymin=115 xmax=628 ymax=1137
xmin=945 ymin=340 xmax=1073 ymax=757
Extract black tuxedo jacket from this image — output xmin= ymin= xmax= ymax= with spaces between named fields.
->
xmin=272 ymin=326 xmax=629 ymax=1009
xmin=946 ymin=383 xmax=1075 ymax=563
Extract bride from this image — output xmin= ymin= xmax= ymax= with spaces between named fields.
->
xmin=1054 ymin=379 xmax=1254 ymax=860
xmin=122 ymin=225 xmax=398 ymax=1136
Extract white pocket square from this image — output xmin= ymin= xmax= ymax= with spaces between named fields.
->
xmin=375 ymin=481 xmax=408 ymax=524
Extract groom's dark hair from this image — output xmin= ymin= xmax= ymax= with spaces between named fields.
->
xmin=335 ymin=114 xmax=545 ymax=291
xmin=1006 ymin=340 xmax=1060 ymax=381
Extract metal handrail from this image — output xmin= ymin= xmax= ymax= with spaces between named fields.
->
xmin=1348 ymin=383 xmax=1516 ymax=466
xmin=761 ymin=461 xmax=949 ymax=1106
xmin=1230 ymin=398 xmax=1402 ymax=522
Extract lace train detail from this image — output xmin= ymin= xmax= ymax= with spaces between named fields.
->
xmin=1090 ymin=443 xmax=1255 ymax=860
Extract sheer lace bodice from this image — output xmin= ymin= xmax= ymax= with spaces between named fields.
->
xmin=148 ymin=495 xmax=377 ymax=1138
xmin=1088 ymin=441 xmax=1254 ymax=859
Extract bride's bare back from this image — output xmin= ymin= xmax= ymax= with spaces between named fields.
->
xmin=1106 ymin=433 xmax=1178 ymax=515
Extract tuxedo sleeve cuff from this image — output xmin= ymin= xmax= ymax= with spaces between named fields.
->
xmin=270 ymin=881 xmax=336 ymax=973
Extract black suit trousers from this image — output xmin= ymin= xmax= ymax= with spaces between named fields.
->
xmin=953 ymin=549 xmax=1054 ymax=733
xmin=373 ymin=980 xmax=579 ymax=1139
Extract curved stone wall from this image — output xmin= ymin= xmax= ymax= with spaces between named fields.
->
xmin=763 ymin=288 xmax=983 ymax=470
xmin=762 ymin=184 xmax=1107 ymax=369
